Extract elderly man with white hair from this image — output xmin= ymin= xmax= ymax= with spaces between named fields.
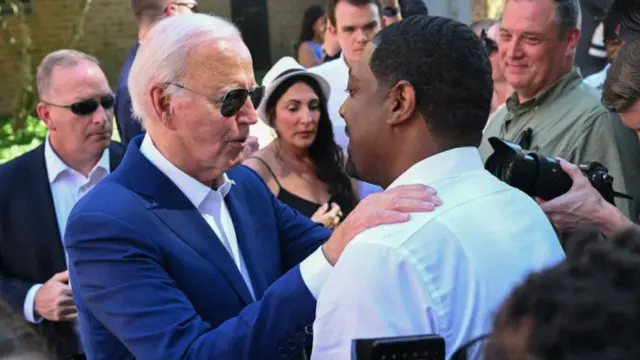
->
xmin=63 ymin=13 xmax=439 ymax=360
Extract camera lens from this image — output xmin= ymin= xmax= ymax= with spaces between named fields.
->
xmin=526 ymin=154 xmax=573 ymax=200
xmin=485 ymin=137 xmax=574 ymax=200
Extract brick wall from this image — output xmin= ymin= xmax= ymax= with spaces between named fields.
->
xmin=0 ymin=0 xmax=323 ymax=117
xmin=472 ymin=0 xmax=488 ymax=21
xmin=0 ymin=1 xmax=487 ymax=117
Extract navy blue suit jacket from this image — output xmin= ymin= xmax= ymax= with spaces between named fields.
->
xmin=115 ymin=43 xmax=144 ymax=145
xmin=64 ymin=137 xmax=331 ymax=360
xmin=0 ymin=142 xmax=125 ymax=359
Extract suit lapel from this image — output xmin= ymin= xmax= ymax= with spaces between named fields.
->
xmin=225 ymin=188 xmax=268 ymax=300
xmin=124 ymin=140 xmax=254 ymax=305
xmin=29 ymin=145 xmax=67 ymax=271
xmin=108 ymin=142 xmax=126 ymax=171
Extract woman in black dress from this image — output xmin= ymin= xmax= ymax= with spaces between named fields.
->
xmin=244 ymin=57 xmax=358 ymax=229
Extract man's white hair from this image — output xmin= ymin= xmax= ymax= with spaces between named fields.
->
xmin=128 ymin=13 xmax=241 ymax=126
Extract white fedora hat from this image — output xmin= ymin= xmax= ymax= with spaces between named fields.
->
xmin=256 ymin=56 xmax=331 ymax=125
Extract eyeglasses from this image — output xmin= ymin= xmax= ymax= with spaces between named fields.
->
xmin=41 ymin=94 xmax=115 ymax=116
xmin=172 ymin=1 xmax=198 ymax=12
xmin=167 ymin=83 xmax=265 ymax=117
xmin=481 ymin=29 xmax=498 ymax=55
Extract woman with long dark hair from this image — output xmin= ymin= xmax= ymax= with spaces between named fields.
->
xmin=244 ymin=57 xmax=358 ymax=229
xmin=297 ymin=4 xmax=328 ymax=68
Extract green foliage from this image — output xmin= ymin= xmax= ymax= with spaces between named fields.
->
xmin=0 ymin=116 xmax=122 ymax=165
xmin=0 ymin=115 xmax=46 ymax=164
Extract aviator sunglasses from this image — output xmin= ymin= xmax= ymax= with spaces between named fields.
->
xmin=41 ymin=94 xmax=115 ymax=116
xmin=167 ymin=83 xmax=265 ymax=117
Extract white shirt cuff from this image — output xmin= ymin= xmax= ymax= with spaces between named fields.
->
xmin=23 ymin=284 xmax=45 ymax=324
xmin=299 ymin=246 xmax=333 ymax=299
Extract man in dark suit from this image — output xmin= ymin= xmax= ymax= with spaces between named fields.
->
xmin=64 ymin=13 xmax=438 ymax=360
xmin=0 ymin=49 xmax=125 ymax=360
xmin=115 ymin=0 xmax=197 ymax=145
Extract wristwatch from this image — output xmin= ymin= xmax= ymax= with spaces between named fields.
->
xmin=383 ymin=6 xmax=400 ymax=17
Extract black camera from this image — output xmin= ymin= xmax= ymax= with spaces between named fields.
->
xmin=484 ymin=137 xmax=632 ymax=205
xmin=352 ymin=335 xmax=445 ymax=360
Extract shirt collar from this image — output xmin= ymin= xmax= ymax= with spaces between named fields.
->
xmin=506 ymin=68 xmax=584 ymax=111
xmin=44 ymin=134 xmax=110 ymax=184
xmin=388 ymin=147 xmax=485 ymax=189
xmin=139 ymin=134 xmax=234 ymax=209
xmin=339 ymin=52 xmax=350 ymax=72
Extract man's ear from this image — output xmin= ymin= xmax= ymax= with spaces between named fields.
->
xmin=565 ymin=27 xmax=581 ymax=56
xmin=386 ymin=80 xmax=416 ymax=126
xmin=150 ymin=85 xmax=178 ymax=130
xmin=164 ymin=3 xmax=177 ymax=16
xmin=36 ymin=102 xmax=56 ymax=131
xmin=328 ymin=22 xmax=337 ymax=36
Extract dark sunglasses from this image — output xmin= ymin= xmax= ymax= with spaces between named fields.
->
xmin=481 ymin=29 xmax=498 ymax=55
xmin=41 ymin=94 xmax=115 ymax=116
xmin=173 ymin=1 xmax=198 ymax=12
xmin=168 ymin=83 xmax=265 ymax=117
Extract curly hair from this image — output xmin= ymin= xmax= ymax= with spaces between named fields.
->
xmin=485 ymin=227 xmax=640 ymax=360
xmin=369 ymin=15 xmax=493 ymax=148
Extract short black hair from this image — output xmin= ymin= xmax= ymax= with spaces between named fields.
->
xmin=399 ymin=0 xmax=429 ymax=17
xmin=486 ymin=227 xmax=640 ymax=360
xmin=369 ymin=15 xmax=493 ymax=147
xmin=327 ymin=0 xmax=382 ymax=27
xmin=603 ymin=7 xmax=621 ymax=42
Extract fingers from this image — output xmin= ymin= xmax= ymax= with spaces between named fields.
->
xmin=386 ymin=184 xmax=436 ymax=195
xmin=378 ymin=185 xmax=441 ymax=206
xmin=328 ymin=203 xmax=341 ymax=215
xmin=368 ymin=210 xmax=411 ymax=228
xmin=52 ymin=270 xmax=69 ymax=283
xmin=557 ymin=159 xmax=584 ymax=180
xmin=318 ymin=203 xmax=329 ymax=213
xmin=60 ymin=305 xmax=78 ymax=321
xmin=387 ymin=198 xmax=438 ymax=213
xmin=60 ymin=285 xmax=74 ymax=297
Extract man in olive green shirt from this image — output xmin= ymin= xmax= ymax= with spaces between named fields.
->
xmin=480 ymin=0 xmax=640 ymax=222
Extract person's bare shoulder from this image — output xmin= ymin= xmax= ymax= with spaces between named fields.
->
xmin=242 ymin=148 xmax=280 ymax=194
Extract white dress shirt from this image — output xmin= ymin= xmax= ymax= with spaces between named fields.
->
xmin=139 ymin=134 xmax=332 ymax=300
xmin=309 ymin=56 xmax=383 ymax=199
xmin=311 ymin=147 xmax=565 ymax=360
xmin=23 ymin=136 xmax=110 ymax=324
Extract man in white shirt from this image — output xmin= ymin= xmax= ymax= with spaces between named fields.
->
xmin=0 ymin=49 xmax=125 ymax=360
xmin=584 ymin=8 xmax=625 ymax=90
xmin=62 ymin=13 xmax=439 ymax=360
xmin=311 ymin=15 xmax=565 ymax=360
xmin=309 ymin=0 xmax=402 ymax=199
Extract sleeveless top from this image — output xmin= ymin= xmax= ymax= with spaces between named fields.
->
xmin=250 ymin=157 xmax=328 ymax=219
xmin=303 ymin=41 xmax=323 ymax=62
